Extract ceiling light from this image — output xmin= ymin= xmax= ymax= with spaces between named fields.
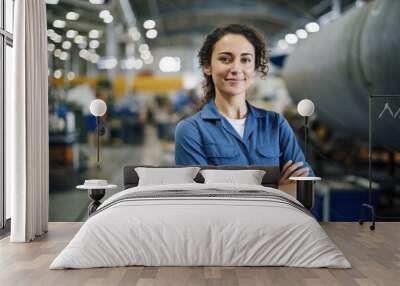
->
xmin=74 ymin=35 xmax=86 ymax=44
xmin=54 ymin=69 xmax=63 ymax=79
xmin=120 ymin=57 xmax=135 ymax=70
xmin=285 ymin=33 xmax=298 ymax=44
xmin=48 ymin=43 xmax=55 ymax=52
xmin=89 ymin=40 xmax=100 ymax=49
xmin=67 ymin=72 xmax=75 ymax=81
xmin=78 ymin=42 xmax=87 ymax=49
xmin=99 ymin=10 xmax=111 ymax=19
xmin=62 ymin=41 xmax=72 ymax=50
xmin=296 ymin=29 xmax=308 ymax=39
xmin=103 ymin=15 xmax=114 ymax=24
xmin=66 ymin=12 xmax=79 ymax=21
xmin=128 ymin=28 xmax=141 ymax=41
xmin=97 ymin=57 xmax=118 ymax=69
xmin=66 ymin=30 xmax=78 ymax=39
xmin=51 ymin=33 xmax=62 ymax=43
xmin=131 ymin=31 xmax=141 ymax=41
xmin=305 ymin=22 xmax=320 ymax=33
xmin=159 ymin=56 xmax=180 ymax=72
xmin=121 ymin=58 xmax=144 ymax=70
xmin=144 ymin=56 xmax=154 ymax=65
xmin=138 ymin=44 xmax=149 ymax=53
xmin=140 ymin=50 xmax=152 ymax=60
xmin=146 ymin=29 xmax=158 ymax=39
xmin=53 ymin=19 xmax=66 ymax=29
xmin=54 ymin=49 xmax=62 ymax=58
xmin=90 ymin=0 xmax=105 ymax=4
xmin=143 ymin=20 xmax=156 ymax=29
xmin=60 ymin=52 xmax=69 ymax=61
xmin=90 ymin=53 xmax=100 ymax=64
xmin=89 ymin=29 xmax=101 ymax=39
xmin=79 ymin=49 xmax=89 ymax=60
xmin=47 ymin=29 xmax=55 ymax=37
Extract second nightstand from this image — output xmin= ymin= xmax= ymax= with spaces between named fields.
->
xmin=289 ymin=176 xmax=321 ymax=210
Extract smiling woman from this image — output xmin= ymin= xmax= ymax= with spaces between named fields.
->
xmin=174 ymin=24 xmax=314 ymax=185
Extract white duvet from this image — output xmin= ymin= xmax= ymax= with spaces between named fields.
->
xmin=50 ymin=183 xmax=351 ymax=269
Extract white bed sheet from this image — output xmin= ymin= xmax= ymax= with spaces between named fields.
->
xmin=50 ymin=183 xmax=351 ymax=269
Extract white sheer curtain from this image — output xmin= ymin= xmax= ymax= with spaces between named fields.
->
xmin=7 ymin=0 xmax=49 ymax=242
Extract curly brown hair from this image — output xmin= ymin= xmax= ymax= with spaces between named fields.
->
xmin=196 ymin=24 xmax=269 ymax=111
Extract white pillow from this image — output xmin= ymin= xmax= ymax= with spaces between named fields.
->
xmin=135 ymin=167 xmax=201 ymax=186
xmin=200 ymin=169 xmax=266 ymax=185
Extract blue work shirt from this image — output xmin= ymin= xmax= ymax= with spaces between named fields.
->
xmin=175 ymin=100 xmax=315 ymax=176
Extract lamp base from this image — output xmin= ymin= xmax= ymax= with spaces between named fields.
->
xmin=296 ymin=180 xmax=315 ymax=210
xmin=289 ymin=177 xmax=321 ymax=210
xmin=88 ymin=189 xmax=105 ymax=216
xmin=359 ymin=203 xmax=376 ymax=231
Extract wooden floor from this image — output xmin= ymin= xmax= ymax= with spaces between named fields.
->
xmin=0 ymin=222 xmax=399 ymax=286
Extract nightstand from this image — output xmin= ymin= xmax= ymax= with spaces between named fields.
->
xmin=77 ymin=180 xmax=117 ymax=216
xmin=289 ymin=177 xmax=321 ymax=209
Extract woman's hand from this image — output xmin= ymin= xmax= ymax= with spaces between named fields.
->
xmin=279 ymin=160 xmax=309 ymax=185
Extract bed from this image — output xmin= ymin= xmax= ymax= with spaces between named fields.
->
xmin=50 ymin=165 xmax=351 ymax=269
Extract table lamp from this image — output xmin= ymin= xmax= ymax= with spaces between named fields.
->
xmin=89 ymin=99 xmax=107 ymax=163
xmin=77 ymin=100 xmax=115 ymax=216
xmin=291 ymin=99 xmax=320 ymax=210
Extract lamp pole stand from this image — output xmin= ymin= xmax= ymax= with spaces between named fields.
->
xmin=359 ymin=95 xmax=376 ymax=230
xmin=96 ymin=116 xmax=100 ymax=163
xmin=304 ymin=116 xmax=309 ymax=161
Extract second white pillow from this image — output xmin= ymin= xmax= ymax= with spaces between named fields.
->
xmin=200 ymin=169 xmax=266 ymax=185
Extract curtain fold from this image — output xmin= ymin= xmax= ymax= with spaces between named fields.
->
xmin=9 ymin=0 xmax=48 ymax=242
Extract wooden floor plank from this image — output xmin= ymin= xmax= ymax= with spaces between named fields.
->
xmin=0 ymin=222 xmax=399 ymax=286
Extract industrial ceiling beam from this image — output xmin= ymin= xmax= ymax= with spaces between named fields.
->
xmin=132 ymin=1 xmax=303 ymax=26
xmin=152 ymin=9 xmax=289 ymax=27
xmin=58 ymin=0 xmax=115 ymax=11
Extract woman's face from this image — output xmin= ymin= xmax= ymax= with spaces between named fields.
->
xmin=204 ymin=34 xmax=256 ymax=98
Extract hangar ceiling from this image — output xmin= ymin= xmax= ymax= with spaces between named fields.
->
xmin=47 ymin=0 xmax=358 ymax=50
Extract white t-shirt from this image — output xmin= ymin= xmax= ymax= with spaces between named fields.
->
xmin=224 ymin=116 xmax=247 ymax=138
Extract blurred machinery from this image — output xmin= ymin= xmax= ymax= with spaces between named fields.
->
xmin=283 ymin=0 xmax=400 ymax=148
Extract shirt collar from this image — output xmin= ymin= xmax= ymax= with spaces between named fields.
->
xmin=200 ymin=99 xmax=265 ymax=120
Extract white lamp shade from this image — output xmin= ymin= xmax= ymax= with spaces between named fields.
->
xmin=90 ymin=99 xmax=107 ymax=117
xmin=297 ymin=99 xmax=315 ymax=117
